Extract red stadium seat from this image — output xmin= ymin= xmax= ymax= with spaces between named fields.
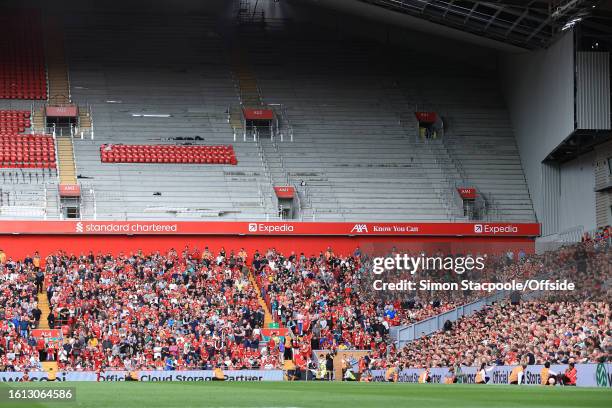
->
xmin=99 ymin=144 xmax=238 ymax=165
xmin=0 ymin=14 xmax=47 ymax=100
xmin=0 ymin=124 xmax=56 ymax=168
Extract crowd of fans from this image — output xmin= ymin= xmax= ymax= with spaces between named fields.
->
xmin=0 ymin=247 xmax=281 ymax=372
xmin=0 ymin=250 xmax=44 ymax=372
xmin=362 ymin=239 xmax=611 ymax=372
xmin=380 ymin=301 xmax=610 ymax=370
xmin=0 ymin=238 xmax=609 ymax=374
xmin=253 ymin=247 xmax=466 ymax=353
xmin=582 ymin=225 xmax=610 ymax=243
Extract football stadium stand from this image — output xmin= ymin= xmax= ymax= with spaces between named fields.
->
xmin=62 ymin=13 xmax=273 ymax=220
xmin=248 ymin=33 xmax=535 ymax=222
xmin=0 ymin=240 xmax=608 ymax=374
xmin=0 ymin=107 xmax=58 ymax=219
xmin=0 ymin=2 xmax=610 ymax=403
xmin=0 ymin=9 xmax=534 ymax=222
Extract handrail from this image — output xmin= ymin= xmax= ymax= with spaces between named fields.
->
xmin=270 ymin=137 xmax=290 ymax=185
xmin=85 ymin=103 xmax=95 ymax=140
xmin=255 ymin=136 xmax=278 ymax=217
xmin=52 ymin=129 xmax=61 ymax=187
xmin=70 ymin=133 xmax=78 ymax=183
xmin=66 ymin=62 xmax=72 ymax=103
xmin=423 ymin=141 xmax=462 ymax=220
xmin=43 ymin=185 xmax=47 ymax=220
xmin=440 ymin=136 xmax=468 ymax=186
xmin=47 ymin=95 xmax=73 ymax=105
xmin=268 ymin=103 xmax=294 ymax=142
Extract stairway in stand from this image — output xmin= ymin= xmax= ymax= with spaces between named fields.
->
xmin=37 ymin=290 xmax=51 ymax=329
xmin=229 ymin=105 xmax=244 ymax=135
xmin=231 ymin=47 xmax=263 ymax=108
xmin=37 ymin=289 xmax=59 ymax=374
xmin=43 ymin=15 xmax=87 ymax=176
xmin=57 ymin=137 xmax=77 ymax=184
xmin=78 ymin=108 xmax=92 ymax=136
xmin=248 ymin=271 xmax=295 ymax=376
xmin=248 ymin=272 xmax=274 ymax=327
xmin=31 ymin=107 xmax=46 ymax=133
xmin=44 ymin=16 xmax=70 ymax=104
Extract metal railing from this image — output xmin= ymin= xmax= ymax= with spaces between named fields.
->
xmin=270 ymin=137 xmax=289 ymax=185
xmin=422 ymin=142 xmax=464 ymax=221
xmin=75 ymin=103 xmax=94 ymax=140
xmin=44 ymin=181 xmax=60 ymax=219
xmin=255 ymin=136 xmax=278 ymax=217
xmin=269 ymin=103 xmax=294 ymax=142
xmin=79 ymin=184 xmax=97 ymax=220
xmin=52 ymin=132 xmax=61 ymax=185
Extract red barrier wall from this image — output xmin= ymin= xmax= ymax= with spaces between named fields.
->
xmin=0 ymin=235 xmax=534 ymax=260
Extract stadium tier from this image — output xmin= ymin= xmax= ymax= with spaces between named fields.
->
xmin=0 ymin=11 xmax=47 ymax=100
xmin=0 ymin=6 xmax=539 ymax=222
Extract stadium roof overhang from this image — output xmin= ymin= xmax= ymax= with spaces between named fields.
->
xmin=544 ymin=129 xmax=612 ymax=164
xmin=295 ymin=0 xmax=612 ymax=51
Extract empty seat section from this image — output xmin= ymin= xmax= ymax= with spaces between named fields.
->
xmin=0 ymin=134 xmax=56 ymax=168
xmin=0 ymin=110 xmax=31 ymax=135
xmin=0 ymin=11 xmax=47 ymax=100
xmin=99 ymin=144 xmax=237 ymax=165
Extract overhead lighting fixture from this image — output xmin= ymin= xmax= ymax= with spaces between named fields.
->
xmin=131 ymin=114 xmax=172 ymax=118
xmin=106 ymin=100 xmax=123 ymax=104
xmin=561 ymin=17 xmax=582 ymax=31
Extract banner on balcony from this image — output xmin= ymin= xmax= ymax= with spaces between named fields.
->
xmin=415 ymin=112 xmax=437 ymax=123
xmin=457 ymin=187 xmax=477 ymax=200
xmin=274 ymin=186 xmax=295 ymax=199
xmin=46 ymin=106 xmax=78 ymax=117
xmin=31 ymin=329 xmax=63 ymax=341
xmin=243 ymin=108 xmax=274 ymax=120
xmin=59 ymin=184 xmax=81 ymax=197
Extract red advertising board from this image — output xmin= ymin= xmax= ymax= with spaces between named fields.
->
xmin=31 ymin=329 xmax=63 ymax=340
xmin=273 ymin=186 xmax=295 ymax=199
xmin=243 ymin=108 xmax=274 ymax=120
xmin=59 ymin=184 xmax=81 ymax=197
xmin=0 ymin=221 xmax=540 ymax=237
xmin=457 ymin=187 xmax=477 ymax=200
xmin=261 ymin=328 xmax=290 ymax=337
xmin=45 ymin=106 xmax=78 ymax=117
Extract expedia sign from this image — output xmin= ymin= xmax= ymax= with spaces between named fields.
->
xmin=474 ymin=224 xmax=518 ymax=234
xmin=248 ymin=223 xmax=295 ymax=233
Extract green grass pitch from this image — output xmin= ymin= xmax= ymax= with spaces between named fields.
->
xmin=0 ymin=382 xmax=609 ymax=408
